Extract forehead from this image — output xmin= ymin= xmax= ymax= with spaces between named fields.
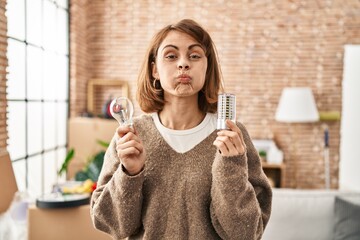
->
xmin=158 ymin=30 xmax=201 ymax=50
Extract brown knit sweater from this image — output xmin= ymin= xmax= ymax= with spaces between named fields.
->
xmin=90 ymin=114 xmax=272 ymax=240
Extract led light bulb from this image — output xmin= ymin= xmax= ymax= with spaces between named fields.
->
xmin=217 ymin=93 xmax=236 ymax=130
xmin=109 ymin=97 xmax=134 ymax=127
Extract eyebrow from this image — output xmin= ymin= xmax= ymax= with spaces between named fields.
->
xmin=162 ymin=43 xmax=204 ymax=52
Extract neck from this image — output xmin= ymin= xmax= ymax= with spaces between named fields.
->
xmin=159 ymin=95 xmax=205 ymax=130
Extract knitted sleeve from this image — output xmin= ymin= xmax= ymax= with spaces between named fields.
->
xmin=90 ymin=134 xmax=144 ymax=239
xmin=210 ymin=122 xmax=272 ymax=240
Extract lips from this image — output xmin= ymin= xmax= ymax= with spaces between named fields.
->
xmin=177 ymin=74 xmax=192 ymax=83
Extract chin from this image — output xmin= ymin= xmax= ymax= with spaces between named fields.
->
xmin=174 ymin=84 xmax=197 ymax=95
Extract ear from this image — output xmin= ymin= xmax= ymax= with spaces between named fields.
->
xmin=152 ymin=62 xmax=159 ymax=79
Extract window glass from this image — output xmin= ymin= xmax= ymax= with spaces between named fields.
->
xmin=7 ymin=0 xmax=69 ymax=196
xmin=57 ymin=8 xmax=69 ymax=55
xmin=43 ymin=51 xmax=57 ymax=100
xmin=26 ymin=0 xmax=42 ymax=46
xmin=43 ymin=0 xmax=56 ymax=52
xmin=7 ymin=102 xmax=26 ymax=160
xmin=28 ymin=155 xmax=43 ymax=198
xmin=6 ymin=0 xmax=25 ymax=40
xmin=44 ymin=150 xmax=57 ymax=194
xmin=57 ymin=102 xmax=68 ymax=146
xmin=7 ymin=39 xmax=26 ymax=100
xmin=27 ymin=102 xmax=43 ymax=155
xmin=12 ymin=160 xmax=26 ymax=192
xmin=43 ymin=102 xmax=56 ymax=150
xmin=57 ymin=147 xmax=67 ymax=183
xmin=56 ymin=0 xmax=68 ymax=9
xmin=56 ymin=55 xmax=69 ymax=101
xmin=27 ymin=45 xmax=43 ymax=100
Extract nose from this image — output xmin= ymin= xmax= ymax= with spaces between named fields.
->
xmin=177 ymin=59 xmax=190 ymax=70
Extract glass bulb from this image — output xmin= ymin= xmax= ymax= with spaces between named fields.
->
xmin=109 ymin=97 xmax=134 ymax=127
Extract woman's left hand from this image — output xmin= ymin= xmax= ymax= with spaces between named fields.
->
xmin=213 ymin=120 xmax=246 ymax=157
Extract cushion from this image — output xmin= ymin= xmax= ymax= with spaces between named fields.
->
xmin=334 ymin=196 xmax=360 ymax=240
xmin=262 ymin=189 xmax=360 ymax=240
xmin=263 ymin=189 xmax=336 ymax=240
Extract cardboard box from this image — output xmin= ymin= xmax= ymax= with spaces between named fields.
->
xmin=67 ymin=117 xmax=118 ymax=179
xmin=0 ymin=151 xmax=18 ymax=213
xmin=28 ymin=204 xmax=112 ymax=240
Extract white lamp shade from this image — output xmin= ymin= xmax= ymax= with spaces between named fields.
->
xmin=275 ymin=87 xmax=319 ymax=123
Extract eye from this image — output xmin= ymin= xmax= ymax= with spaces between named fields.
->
xmin=189 ymin=53 xmax=201 ymax=59
xmin=165 ymin=54 xmax=177 ymax=60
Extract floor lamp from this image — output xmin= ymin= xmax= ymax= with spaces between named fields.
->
xmin=275 ymin=87 xmax=319 ymax=188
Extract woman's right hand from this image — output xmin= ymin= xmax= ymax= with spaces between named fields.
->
xmin=116 ymin=125 xmax=145 ymax=175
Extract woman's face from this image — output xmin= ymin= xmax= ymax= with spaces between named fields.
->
xmin=152 ymin=30 xmax=208 ymax=99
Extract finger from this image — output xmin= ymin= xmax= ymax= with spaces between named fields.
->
xmin=117 ymin=140 xmax=144 ymax=154
xmin=117 ymin=132 xmax=142 ymax=144
xmin=117 ymin=125 xmax=135 ymax=138
xmin=131 ymin=124 xmax=138 ymax=135
xmin=216 ymin=136 xmax=238 ymax=154
xmin=225 ymin=120 xmax=245 ymax=140
xmin=117 ymin=147 xmax=141 ymax=158
xmin=217 ymin=132 xmax=244 ymax=153
xmin=217 ymin=129 xmax=239 ymax=139
xmin=216 ymin=134 xmax=239 ymax=146
xmin=215 ymin=135 xmax=232 ymax=144
xmin=225 ymin=119 xmax=239 ymax=132
xmin=220 ymin=123 xmax=246 ymax=153
xmin=213 ymin=139 xmax=229 ymax=155
xmin=225 ymin=141 xmax=238 ymax=154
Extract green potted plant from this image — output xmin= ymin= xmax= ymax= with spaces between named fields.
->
xmin=57 ymin=140 xmax=109 ymax=193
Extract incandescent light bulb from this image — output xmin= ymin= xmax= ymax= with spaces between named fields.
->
xmin=109 ymin=97 xmax=134 ymax=127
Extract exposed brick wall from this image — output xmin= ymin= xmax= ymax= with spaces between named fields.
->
xmin=0 ymin=0 xmax=7 ymax=155
xmin=69 ymin=0 xmax=91 ymax=117
xmin=70 ymin=0 xmax=360 ymax=189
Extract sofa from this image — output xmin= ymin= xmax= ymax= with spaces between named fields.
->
xmin=262 ymin=188 xmax=360 ymax=240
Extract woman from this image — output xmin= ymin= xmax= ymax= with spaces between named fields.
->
xmin=90 ymin=19 xmax=272 ymax=240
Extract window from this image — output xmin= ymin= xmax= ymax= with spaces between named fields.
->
xmin=6 ymin=0 xmax=69 ymax=197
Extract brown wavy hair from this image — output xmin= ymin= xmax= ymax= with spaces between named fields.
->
xmin=136 ymin=19 xmax=223 ymax=114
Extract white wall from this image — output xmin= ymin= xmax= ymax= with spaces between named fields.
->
xmin=339 ymin=45 xmax=360 ymax=191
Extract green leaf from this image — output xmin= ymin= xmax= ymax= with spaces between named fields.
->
xmin=81 ymin=151 xmax=105 ymax=182
xmin=92 ymin=151 xmax=105 ymax=169
xmin=58 ymin=148 xmax=75 ymax=176
xmin=75 ymin=171 xmax=89 ymax=181
xmin=71 ymin=140 xmax=108 ymax=182
xmin=86 ymin=163 xmax=100 ymax=182
xmin=96 ymin=139 xmax=110 ymax=148
xmin=259 ymin=150 xmax=267 ymax=158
